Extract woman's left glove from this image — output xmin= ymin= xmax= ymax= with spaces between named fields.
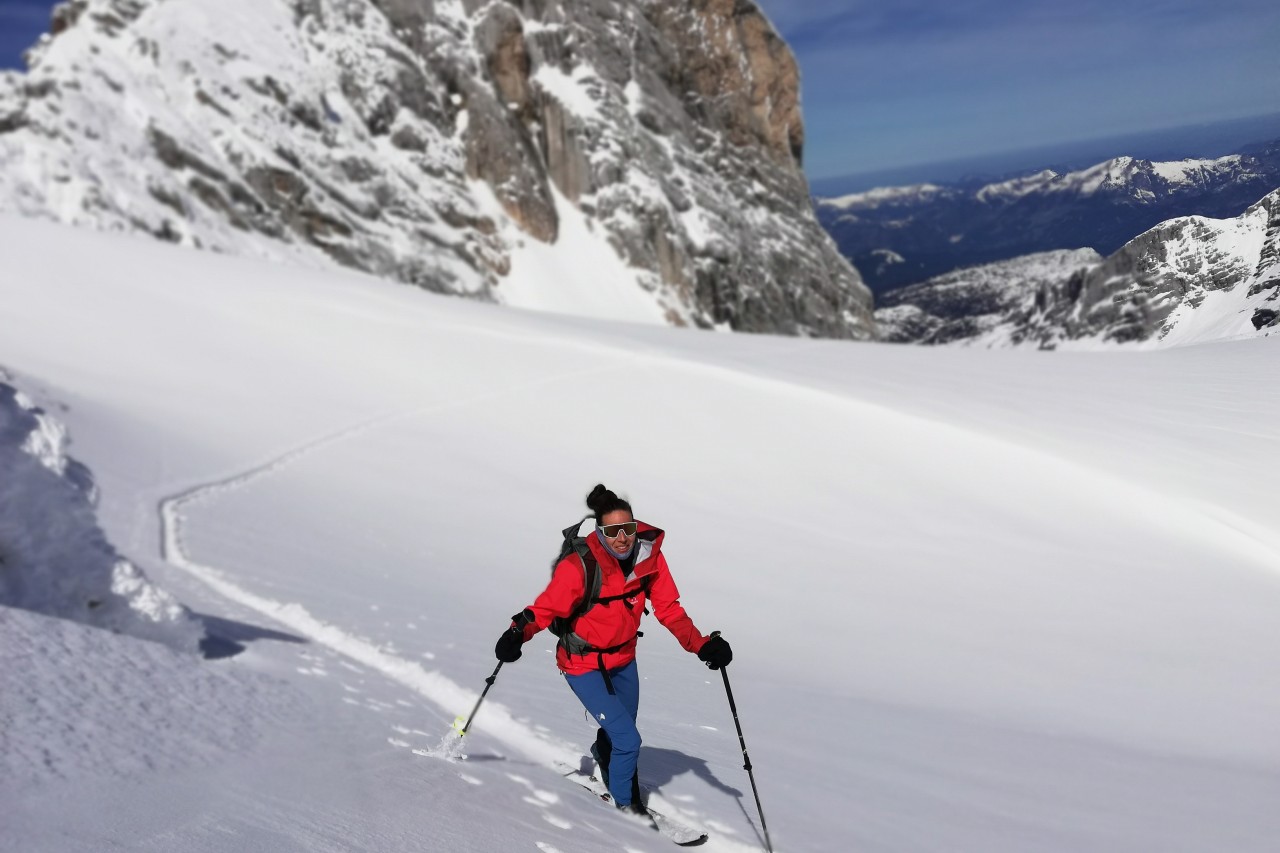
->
xmin=697 ymin=634 xmax=733 ymax=670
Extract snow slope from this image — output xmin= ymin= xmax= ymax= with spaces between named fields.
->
xmin=2 ymin=216 xmax=1279 ymax=852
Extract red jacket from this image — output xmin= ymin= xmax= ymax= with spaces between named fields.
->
xmin=518 ymin=522 xmax=709 ymax=675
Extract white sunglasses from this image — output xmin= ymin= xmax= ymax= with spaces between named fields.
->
xmin=599 ymin=521 xmax=638 ymax=539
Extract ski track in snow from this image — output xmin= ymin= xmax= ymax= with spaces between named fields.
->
xmin=157 ymin=363 xmax=611 ymax=774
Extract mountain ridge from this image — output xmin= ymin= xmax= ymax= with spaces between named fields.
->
xmin=818 ymin=145 xmax=1280 ymax=295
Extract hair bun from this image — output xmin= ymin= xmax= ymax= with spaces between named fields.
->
xmin=586 ymin=483 xmax=615 ymax=514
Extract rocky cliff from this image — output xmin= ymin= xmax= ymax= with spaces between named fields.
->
xmin=0 ymin=0 xmax=873 ymax=338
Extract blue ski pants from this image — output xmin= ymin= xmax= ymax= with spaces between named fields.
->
xmin=565 ymin=660 xmax=641 ymax=806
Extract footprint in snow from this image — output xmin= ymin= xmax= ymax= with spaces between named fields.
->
xmin=541 ymin=814 xmax=572 ymax=830
xmin=507 ymin=774 xmax=560 ymax=807
xmin=534 ymin=844 xmax=564 ymax=853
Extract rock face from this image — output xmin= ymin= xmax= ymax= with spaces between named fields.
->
xmin=817 ymin=148 xmax=1280 ymax=296
xmin=876 ymin=190 xmax=1280 ymax=349
xmin=0 ymin=0 xmax=873 ymax=338
xmin=876 ymin=249 xmax=1103 ymax=345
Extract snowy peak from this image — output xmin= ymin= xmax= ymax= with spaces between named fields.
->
xmin=0 ymin=0 xmax=873 ymax=338
xmin=822 ymin=183 xmax=951 ymax=212
xmin=823 ymin=152 xmax=1272 ymax=211
xmin=974 ymin=154 xmax=1267 ymax=204
xmin=1054 ymin=189 xmax=1280 ymax=346
xmin=973 ymin=169 xmax=1061 ymax=202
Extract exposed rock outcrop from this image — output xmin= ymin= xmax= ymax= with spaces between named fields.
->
xmin=875 ymin=249 xmax=1102 ymax=345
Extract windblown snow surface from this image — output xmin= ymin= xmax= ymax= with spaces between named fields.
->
xmin=2 ymin=216 xmax=1279 ymax=853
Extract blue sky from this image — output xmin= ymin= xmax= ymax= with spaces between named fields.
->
xmin=1 ymin=0 xmax=1277 ymax=180
xmin=0 ymin=1 xmax=51 ymax=70
xmin=754 ymin=0 xmax=1279 ymax=178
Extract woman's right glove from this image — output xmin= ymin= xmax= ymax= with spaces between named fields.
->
xmin=697 ymin=633 xmax=733 ymax=670
xmin=494 ymin=627 xmax=524 ymax=663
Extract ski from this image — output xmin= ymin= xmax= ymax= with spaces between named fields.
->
xmin=556 ymin=762 xmax=709 ymax=847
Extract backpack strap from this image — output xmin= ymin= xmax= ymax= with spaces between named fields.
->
xmin=593 ymin=573 xmax=654 ymax=607
xmin=549 ymin=517 xmax=602 ymax=643
xmin=566 ymin=538 xmax=601 ymax=624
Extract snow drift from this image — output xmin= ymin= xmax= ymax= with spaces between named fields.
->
xmin=0 ymin=378 xmax=201 ymax=652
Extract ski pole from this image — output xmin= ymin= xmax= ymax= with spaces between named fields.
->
xmin=717 ymin=648 xmax=773 ymax=853
xmin=457 ymin=661 xmax=503 ymax=737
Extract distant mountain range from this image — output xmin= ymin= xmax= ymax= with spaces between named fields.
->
xmin=817 ymin=144 xmax=1280 ymax=295
xmin=876 ymin=189 xmax=1280 ymax=348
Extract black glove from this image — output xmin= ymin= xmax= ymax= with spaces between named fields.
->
xmin=495 ymin=627 xmax=523 ymax=663
xmin=698 ymin=633 xmax=733 ymax=670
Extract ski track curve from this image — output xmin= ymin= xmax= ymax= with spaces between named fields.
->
xmin=157 ymin=364 xmax=766 ymax=852
xmin=158 ymin=362 xmax=612 ymax=775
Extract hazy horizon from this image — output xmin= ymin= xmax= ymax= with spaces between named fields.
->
xmin=808 ymin=111 xmax=1280 ymax=196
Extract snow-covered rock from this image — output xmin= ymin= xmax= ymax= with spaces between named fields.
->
xmin=0 ymin=379 xmax=202 ymax=651
xmin=0 ymin=0 xmax=873 ymax=337
xmin=875 ymin=189 xmax=1280 ymax=348
xmin=876 ymin=249 xmax=1103 ymax=345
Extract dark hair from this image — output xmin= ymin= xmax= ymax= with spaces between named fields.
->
xmin=586 ymin=483 xmax=632 ymax=521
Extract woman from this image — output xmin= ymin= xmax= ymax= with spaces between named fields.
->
xmin=494 ymin=484 xmax=733 ymax=813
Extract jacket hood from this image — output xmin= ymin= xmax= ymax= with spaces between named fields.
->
xmin=586 ymin=520 xmax=665 ymax=577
